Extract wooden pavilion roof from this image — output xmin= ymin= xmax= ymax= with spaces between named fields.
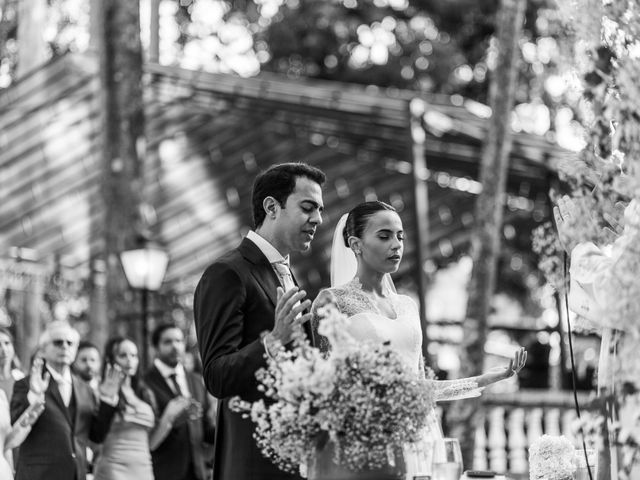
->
xmin=0 ymin=53 xmax=570 ymax=297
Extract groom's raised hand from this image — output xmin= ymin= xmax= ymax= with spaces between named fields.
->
xmin=269 ymin=286 xmax=312 ymax=346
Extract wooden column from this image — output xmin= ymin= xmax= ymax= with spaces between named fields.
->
xmin=409 ymin=98 xmax=431 ymax=354
xmin=5 ymin=260 xmax=45 ymax=364
xmin=149 ymin=0 xmax=160 ymax=63
xmin=88 ymin=258 xmax=109 ymax=351
xmin=16 ymin=0 xmax=48 ymax=78
xmin=447 ymin=0 xmax=527 ymax=467
xmin=95 ymin=0 xmax=146 ymax=340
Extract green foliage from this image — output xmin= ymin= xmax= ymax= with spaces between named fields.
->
xmin=172 ymin=0 xmax=564 ymax=104
xmin=548 ymin=2 xmax=640 ymax=477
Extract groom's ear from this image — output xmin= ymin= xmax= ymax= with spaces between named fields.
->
xmin=263 ymin=196 xmax=280 ymax=219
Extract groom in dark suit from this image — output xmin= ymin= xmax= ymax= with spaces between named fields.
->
xmin=194 ymin=162 xmax=325 ymax=480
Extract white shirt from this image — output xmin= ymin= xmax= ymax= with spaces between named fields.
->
xmin=154 ymin=358 xmax=190 ymax=398
xmin=246 ymin=232 xmax=301 ymax=360
xmin=246 ymin=230 xmax=295 ymax=289
xmin=47 ymin=366 xmax=73 ymax=407
xmin=246 ymin=230 xmax=289 ymax=264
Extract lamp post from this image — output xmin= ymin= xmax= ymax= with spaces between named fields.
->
xmin=120 ymin=239 xmax=169 ymax=370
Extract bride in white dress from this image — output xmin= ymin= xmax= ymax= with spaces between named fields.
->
xmin=312 ymin=201 xmax=526 ymax=477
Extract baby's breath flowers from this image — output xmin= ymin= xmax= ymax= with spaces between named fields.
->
xmin=231 ymin=305 xmax=436 ymax=476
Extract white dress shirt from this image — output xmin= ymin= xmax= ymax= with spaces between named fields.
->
xmin=246 ymin=231 xmax=296 ymax=289
xmin=47 ymin=366 xmax=73 ymax=407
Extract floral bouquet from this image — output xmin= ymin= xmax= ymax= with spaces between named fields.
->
xmin=231 ymin=304 xmax=436 ymax=476
xmin=528 ymin=435 xmax=577 ymax=480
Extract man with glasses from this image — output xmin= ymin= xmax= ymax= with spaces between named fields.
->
xmin=10 ymin=321 xmax=123 ymax=480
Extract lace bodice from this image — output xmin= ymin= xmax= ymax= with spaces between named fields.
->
xmin=312 ymin=279 xmax=479 ymax=402
xmin=314 ymin=279 xmax=422 ymax=372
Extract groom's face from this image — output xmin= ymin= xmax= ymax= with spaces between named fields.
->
xmin=273 ymin=176 xmax=324 ymax=253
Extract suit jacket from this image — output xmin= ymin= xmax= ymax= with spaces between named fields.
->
xmin=144 ymin=365 xmax=215 ymax=480
xmin=10 ymin=374 xmax=116 ymax=480
xmin=194 ymin=237 xmax=315 ymax=480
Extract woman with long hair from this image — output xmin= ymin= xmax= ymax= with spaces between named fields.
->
xmin=92 ymin=336 xmax=156 ymax=480
xmin=0 ymin=327 xmax=24 ymax=401
xmin=93 ymin=336 xmax=191 ymax=480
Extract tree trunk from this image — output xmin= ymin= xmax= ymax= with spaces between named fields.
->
xmin=92 ymin=0 xmax=146 ymax=350
xmin=446 ymin=0 xmax=526 ymax=469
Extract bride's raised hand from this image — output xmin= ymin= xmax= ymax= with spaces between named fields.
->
xmin=505 ymin=347 xmax=527 ymax=379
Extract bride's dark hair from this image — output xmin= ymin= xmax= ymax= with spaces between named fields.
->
xmin=342 ymin=201 xmax=396 ymax=247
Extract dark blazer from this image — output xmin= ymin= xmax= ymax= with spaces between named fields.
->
xmin=10 ymin=374 xmax=116 ymax=480
xmin=144 ymin=365 xmax=215 ymax=480
xmin=194 ymin=237 xmax=314 ymax=480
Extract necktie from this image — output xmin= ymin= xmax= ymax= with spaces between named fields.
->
xmin=272 ymin=261 xmax=296 ymax=292
xmin=273 ymin=261 xmax=303 ymax=321
xmin=168 ymin=373 xmax=183 ymax=397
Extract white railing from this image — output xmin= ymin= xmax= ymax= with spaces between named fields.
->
xmin=470 ymin=389 xmax=596 ymax=475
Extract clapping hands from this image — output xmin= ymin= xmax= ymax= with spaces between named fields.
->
xmin=19 ymin=401 xmax=45 ymax=427
xmin=271 ymin=286 xmax=312 ymax=345
xmin=554 ymin=195 xmax=640 ymax=252
xmin=553 ymin=195 xmax=579 ymax=253
xmin=164 ymin=396 xmax=191 ymax=425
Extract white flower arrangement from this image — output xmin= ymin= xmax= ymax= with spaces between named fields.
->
xmin=231 ymin=304 xmax=436 ymax=476
xmin=528 ymin=435 xmax=577 ymax=480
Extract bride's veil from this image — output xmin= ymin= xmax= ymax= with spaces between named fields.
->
xmin=329 ymin=212 xmax=397 ymax=294
xmin=330 ymin=213 xmax=357 ymax=287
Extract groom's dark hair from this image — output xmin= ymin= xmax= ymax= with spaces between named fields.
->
xmin=252 ymin=162 xmax=326 ymax=228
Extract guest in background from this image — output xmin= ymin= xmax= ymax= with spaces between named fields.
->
xmin=0 ymin=326 xmax=25 ymax=473
xmin=144 ymin=324 xmax=215 ymax=480
xmin=0 ymin=327 xmax=24 ymax=401
xmin=73 ymin=341 xmax=102 ymax=394
xmin=10 ymin=321 xmax=123 ymax=480
xmin=0 ymin=359 xmax=47 ymax=480
xmin=93 ymin=337 xmax=155 ymax=480
xmin=73 ymin=340 xmax=104 ymax=476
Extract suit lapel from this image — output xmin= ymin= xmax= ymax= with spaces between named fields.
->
xmin=238 ymin=237 xmax=316 ymax=344
xmin=238 ymin=238 xmax=280 ymax=307
xmin=288 ymin=269 xmax=316 ymax=345
xmin=71 ymin=376 xmax=87 ymax=429
xmin=149 ymin=365 xmax=176 ymax=398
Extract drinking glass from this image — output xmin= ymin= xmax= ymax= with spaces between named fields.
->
xmin=574 ymin=448 xmax=598 ymax=480
xmin=432 ymin=438 xmax=463 ymax=480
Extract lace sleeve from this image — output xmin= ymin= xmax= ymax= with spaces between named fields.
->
xmin=431 ymin=379 xmax=482 ymax=402
xmin=418 ymin=353 xmax=481 ymax=401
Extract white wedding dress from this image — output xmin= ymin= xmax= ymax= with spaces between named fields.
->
xmin=0 ymin=391 xmax=14 ymax=480
xmin=313 ymin=278 xmax=479 ymax=478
